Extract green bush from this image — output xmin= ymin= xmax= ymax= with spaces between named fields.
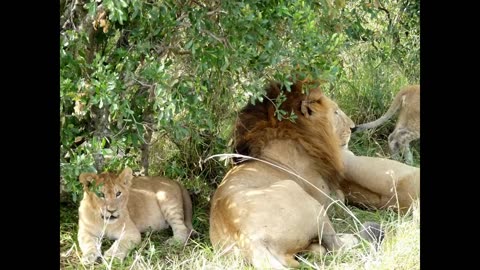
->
xmin=60 ymin=0 xmax=420 ymax=200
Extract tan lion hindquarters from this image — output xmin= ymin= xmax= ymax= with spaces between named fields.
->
xmin=210 ymin=171 xmax=347 ymax=269
xmin=77 ymin=168 xmax=194 ymax=264
xmin=129 ymin=176 xmax=193 ymax=243
xmin=340 ymin=150 xmax=420 ymax=213
xmin=353 ymin=85 xmax=420 ymax=165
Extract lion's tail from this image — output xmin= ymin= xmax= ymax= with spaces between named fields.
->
xmin=180 ymin=184 xmax=197 ymax=237
xmin=352 ymin=87 xmax=408 ymax=132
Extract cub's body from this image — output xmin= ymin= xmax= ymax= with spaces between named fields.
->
xmin=78 ymin=168 xmax=193 ymax=264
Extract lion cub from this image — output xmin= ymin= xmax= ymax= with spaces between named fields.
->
xmin=77 ymin=167 xmax=194 ymax=264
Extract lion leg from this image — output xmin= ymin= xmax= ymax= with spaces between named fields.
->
xmin=389 ymin=128 xmax=418 ymax=165
xmin=157 ymin=193 xmax=190 ymax=244
xmin=250 ymin=242 xmax=298 ymax=270
xmin=306 ymin=243 xmax=326 ymax=256
xmin=402 ymin=143 xmax=414 ymax=165
xmin=388 ymin=130 xmax=402 ymax=162
xmin=78 ymin=228 xmax=102 ymax=264
xmin=103 ymin=222 xmax=141 ymax=261
xmin=318 ymin=206 xmax=356 ymax=251
xmin=401 ymin=130 xmax=419 ymax=165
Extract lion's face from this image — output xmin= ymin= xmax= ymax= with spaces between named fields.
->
xmin=302 ymin=89 xmax=354 ymax=149
xmin=79 ymin=168 xmax=133 ymax=224
xmin=332 ymin=106 xmax=355 ymax=149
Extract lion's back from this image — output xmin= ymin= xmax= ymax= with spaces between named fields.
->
xmin=131 ymin=176 xmax=181 ymax=193
xmin=127 ymin=176 xmax=182 ymax=232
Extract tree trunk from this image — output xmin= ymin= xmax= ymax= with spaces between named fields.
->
xmin=92 ymin=105 xmax=110 ymax=172
xmin=140 ymin=119 xmax=153 ymax=176
xmin=60 ymin=177 xmax=69 ymax=203
xmin=140 ymin=88 xmax=155 ymax=176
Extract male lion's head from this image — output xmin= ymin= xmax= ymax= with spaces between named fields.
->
xmin=79 ymin=167 xmax=133 ymax=223
xmin=332 ymin=106 xmax=355 ymax=150
xmin=233 ymin=79 xmax=354 ymax=186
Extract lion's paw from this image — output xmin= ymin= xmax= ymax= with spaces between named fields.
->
xmin=81 ymin=252 xmax=101 ymax=265
xmin=307 ymin=243 xmax=327 ymax=256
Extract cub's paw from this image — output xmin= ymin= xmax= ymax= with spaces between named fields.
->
xmin=81 ymin=252 xmax=101 ymax=265
xmin=103 ymin=247 xmax=127 ymax=261
xmin=165 ymin=237 xmax=184 ymax=248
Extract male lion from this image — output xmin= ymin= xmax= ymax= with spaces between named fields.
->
xmin=210 ymin=80 xmax=381 ymax=269
xmin=352 ymin=84 xmax=420 ymax=165
xmin=78 ymin=167 xmax=194 ymax=264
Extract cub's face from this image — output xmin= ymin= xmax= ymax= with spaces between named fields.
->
xmin=79 ymin=168 xmax=133 ymax=224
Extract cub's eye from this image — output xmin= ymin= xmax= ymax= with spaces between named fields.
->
xmin=98 ymin=192 xmax=105 ymax=198
xmin=334 ymin=110 xmax=339 ymax=115
xmin=116 ymin=191 xmax=122 ymax=197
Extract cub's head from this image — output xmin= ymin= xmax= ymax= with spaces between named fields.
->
xmin=79 ymin=167 xmax=133 ymax=224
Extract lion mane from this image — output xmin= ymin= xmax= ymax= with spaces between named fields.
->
xmin=233 ymin=80 xmax=345 ymax=189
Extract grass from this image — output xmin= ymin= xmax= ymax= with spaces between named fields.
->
xmin=60 ymin=195 xmax=419 ymax=270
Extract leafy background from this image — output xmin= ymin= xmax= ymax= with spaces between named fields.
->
xmin=60 ymin=0 xmax=419 ymax=268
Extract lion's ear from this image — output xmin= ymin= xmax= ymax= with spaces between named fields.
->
xmin=301 ymin=100 xmax=313 ymax=118
xmin=118 ymin=167 xmax=134 ymax=186
xmin=79 ymin=173 xmax=98 ymax=190
xmin=301 ymin=92 xmax=325 ymax=118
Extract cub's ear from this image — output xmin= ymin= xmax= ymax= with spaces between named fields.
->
xmin=118 ymin=167 xmax=134 ymax=186
xmin=79 ymin=173 xmax=98 ymax=190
